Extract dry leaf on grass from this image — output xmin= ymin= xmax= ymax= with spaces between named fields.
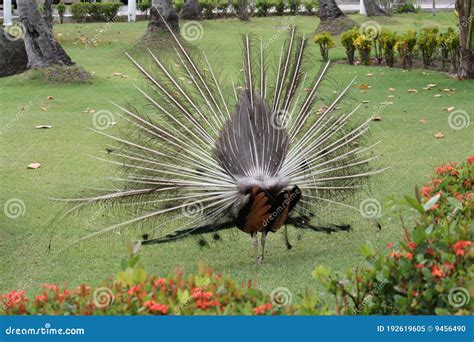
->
xmin=47 ymin=96 xmax=54 ymax=100
xmin=358 ymin=83 xmax=369 ymax=89
xmin=408 ymin=89 xmax=418 ymax=93
xmin=419 ymin=119 xmax=426 ymax=124
xmin=389 ymin=88 xmax=396 ymax=92
xmin=35 ymin=125 xmax=52 ymax=129
xmin=28 ymin=163 xmax=41 ymax=169
xmin=372 ymin=115 xmax=383 ymax=121
xmin=443 ymin=107 xmax=455 ymax=112
xmin=434 ymin=132 xmax=445 ymax=139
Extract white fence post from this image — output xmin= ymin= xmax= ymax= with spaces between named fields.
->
xmin=3 ymin=0 xmax=13 ymax=26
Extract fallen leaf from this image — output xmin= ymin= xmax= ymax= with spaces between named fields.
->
xmin=388 ymin=95 xmax=395 ymax=98
xmin=443 ymin=107 xmax=455 ymax=112
xmin=359 ymin=83 xmax=369 ymax=89
xmin=112 ymin=72 xmax=122 ymax=76
xmin=434 ymin=94 xmax=442 ymax=98
xmin=366 ymin=73 xmax=374 ymax=77
xmin=121 ymin=75 xmax=129 ymax=79
xmin=316 ymin=106 xmax=328 ymax=115
xmin=442 ymin=88 xmax=452 ymax=92
xmin=389 ymin=88 xmax=396 ymax=92
xmin=434 ymin=132 xmax=445 ymax=139
xmin=408 ymin=89 xmax=418 ymax=93
xmin=28 ymin=163 xmax=41 ymax=169
xmin=362 ymin=100 xmax=370 ymax=104
xmin=419 ymin=119 xmax=426 ymax=124
xmin=40 ymin=106 xmax=48 ymax=111
xmin=372 ymin=115 xmax=383 ymax=121
xmin=47 ymin=96 xmax=54 ymax=100
xmin=35 ymin=125 xmax=52 ymax=129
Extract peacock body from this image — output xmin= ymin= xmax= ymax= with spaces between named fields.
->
xmin=55 ymin=21 xmax=385 ymax=263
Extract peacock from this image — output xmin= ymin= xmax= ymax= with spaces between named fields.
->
xmin=53 ymin=19 xmax=385 ymax=263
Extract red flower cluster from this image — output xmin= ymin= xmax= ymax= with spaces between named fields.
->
xmin=452 ymin=240 xmax=472 ymax=256
xmin=143 ymin=300 xmax=168 ymax=314
xmin=253 ymin=303 xmax=272 ymax=315
xmin=467 ymin=155 xmax=474 ymax=163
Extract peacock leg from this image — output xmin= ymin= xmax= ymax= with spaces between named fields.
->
xmin=251 ymin=232 xmax=258 ymax=263
xmin=283 ymin=225 xmax=292 ymax=250
xmin=258 ymin=231 xmax=267 ymax=264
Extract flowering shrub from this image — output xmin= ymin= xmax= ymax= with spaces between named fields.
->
xmin=395 ymin=30 xmax=417 ymax=69
xmin=340 ymin=27 xmax=359 ymax=65
xmin=314 ymin=32 xmax=335 ymax=62
xmin=354 ymin=35 xmax=373 ymax=66
xmin=312 ymin=156 xmax=473 ymax=315
xmin=1 ymin=258 xmax=297 ymax=315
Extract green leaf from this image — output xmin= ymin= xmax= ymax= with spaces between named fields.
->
xmin=423 ymin=193 xmax=441 ymax=211
xmin=425 ymin=225 xmax=433 ymax=235
xmin=127 ymin=254 xmax=140 ymax=269
xmin=312 ymin=265 xmax=331 ymax=280
xmin=360 ymin=241 xmax=376 ymax=258
xmin=404 ymin=196 xmax=424 ymax=214
xmin=447 ymin=196 xmax=462 ymax=209
xmin=132 ymin=268 xmax=147 ymax=283
xmin=434 ymin=307 xmax=450 ymax=315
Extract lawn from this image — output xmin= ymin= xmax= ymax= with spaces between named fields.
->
xmin=0 ymin=12 xmax=473 ymax=300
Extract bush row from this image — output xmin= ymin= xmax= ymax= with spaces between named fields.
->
xmin=2 ymin=157 xmax=472 ymax=315
xmin=315 ymin=26 xmax=460 ymax=72
xmin=71 ymin=2 xmax=121 ymax=23
xmin=134 ymin=0 xmax=318 ymax=18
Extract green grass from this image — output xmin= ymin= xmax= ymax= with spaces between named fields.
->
xmin=1 ymin=13 xmax=473 ymax=299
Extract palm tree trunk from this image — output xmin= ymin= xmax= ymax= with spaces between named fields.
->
xmin=363 ymin=0 xmax=387 ymax=16
xmin=457 ymin=0 xmax=474 ymax=78
xmin=17 ymin=0 xmax=74 ymax=68
xmin=148 ymin=0 xmax=180 ymax=33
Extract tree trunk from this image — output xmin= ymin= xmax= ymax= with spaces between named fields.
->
xmin=457 ymin=0 xmax=474 ymax=78
xmin=17 ymin=0 xmax=74 ymax=68
xmin=317 ymin=0 xmax=356 ymax=35
xmin=148 ymin=0 xmax=180 ymax=34
xmin=363 ymin=0 xmax=387 ymax=16
xmin=237 ymin=0 xmax=250 ymax=21
xmin=43 ymin=0 xmax=54 ymax=31
xmin=0 ymin=29 xmax=28 ymax=77
xmin=319 ymin=0 xmax=345 ymax=20
xmin=181 ymin=0 xmax=202 ymax=20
